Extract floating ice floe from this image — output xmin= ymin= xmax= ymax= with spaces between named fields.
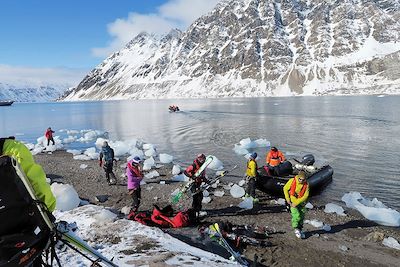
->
xmin=233 ymin=144 xmax=249 ymax=155
xmin=63 ymin=135 xmax=77 ymax=144
xmin=324 ymin=203 xmax=346 ymax=216
xmin=51 ymin=183 xmax=80 ymax=212
xmin=239 ymin=138 xmax=257 ymax=149
xmin=172 ymin=165 xmax=181 ymax=175
xmin=233 ymin=137 xmax=271 ymax=155
xmin=305 ymin=220 xmax=324 ymax=228
xmin=238 ymin=198 xmax=253 ymax=210
xmin=159 ymin=153 xmax=174 ymax=163
xmin=78 ymin=130 xmax=105 ymax=142
xmin=230 ymin=184 xmax=245 ymax=198
xmin=382 ymin=237 xmax=400 ymax=250
xmin=342 ymin=192 xmax=400 ymax=227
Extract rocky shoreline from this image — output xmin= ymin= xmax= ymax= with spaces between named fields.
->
xmin=35 ymin=151 xmax=400 ymax=267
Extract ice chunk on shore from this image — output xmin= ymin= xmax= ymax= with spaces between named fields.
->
xmin=382 ymin=237 xmax=400 ymax=250
xmin=172 ymin=165 xmax=181 ymax=175
xmin=84 ymin=147 xmax=99 ymax=160
xmin=143 ymin=157 xmax=155 ymax=170
xmin=238 ymin=198 xmax=253 ymax=210
xmin=142 ymin=143 xmax=155 ymax=150
xmin=94 ymin=209 xmax=117 ymax=223
xmin=238 ymin=180 xmax=246 ymax=187
xmin=171 ymin=174 xmax=189 ymax=182
xmin=305 ymin=202 xmax=314 ymax=209
xmin=208 ymin=156 xmax=223 ymax=170
xmin=202 ymin=197 xmax=212 ymax=204
xmin=324 ymin=203 xmax=346 ymax=216
xmin=159 ymin=153 xmax=173 ymax=163
xmin=145 ymin=170 xmax=160 ymax=179
xmin=213 ymin=191 xmax=225 ymax=197
xmin=79 ymin=164 xmax=88 ymax=169
xmin=342 ymin=192 xmax=400 ymax=227
xmin=305 ymin=220 xmax=324 ymax=228
xmin=51 ymin=183 xmax=80 ymax=211
xmin=145 ymin=148 xmax=157 ymax=157
xmin=230 ymin=184 xmax=245 ymax=198
xmin=323 ymin=224 xmax=332 ymax=232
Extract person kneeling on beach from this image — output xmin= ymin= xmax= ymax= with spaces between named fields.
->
xmin=283 ymin=171 xmax=309 ymax=239
xmin=127 ymin=156 xmax=143 ymax=214
xmin=244 ymin=152 xmax=259 ymax=203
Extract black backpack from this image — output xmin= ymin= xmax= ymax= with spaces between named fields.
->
xmin=0 ymin=151 xmax=54 ymax=266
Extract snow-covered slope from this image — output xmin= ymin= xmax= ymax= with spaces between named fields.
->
xmin=63 ymin=0 xmax=400 ymax=100
xmin=0 ymin=82 xmax=69 ymax=102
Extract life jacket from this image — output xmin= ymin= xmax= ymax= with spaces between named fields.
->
xmin=0 ymin=154 xmax=53 ymax=266
xmin=289 ymin=177 xmax=308 ymax=198
xmin=101 ymin=146 xmax=114 ymax=162
xmin=184 ymin=159 xmax=204 ymax=184
xmin=266 ymin=150 xmax=285 ymax=167
xmin=246 ymin=159 xmax=257 ymax=177
xmin=128 ymin=162 xmax=142 ymax=178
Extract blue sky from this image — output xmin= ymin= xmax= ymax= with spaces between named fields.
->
xmin=0 ymin=0 xmax=219 ymax=85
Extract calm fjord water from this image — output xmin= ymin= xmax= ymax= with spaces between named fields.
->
xmin=1 ymin=96 xmax=399 ymax=209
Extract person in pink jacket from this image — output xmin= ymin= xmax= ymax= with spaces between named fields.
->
xmin=126 ymin=156 xmax=143 ymax=213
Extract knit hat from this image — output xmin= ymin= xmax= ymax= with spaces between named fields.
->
xmin=132 ymin=156 xmax=142 ymax=164
xmin=250 ymin=152 xmax=257 ymax=159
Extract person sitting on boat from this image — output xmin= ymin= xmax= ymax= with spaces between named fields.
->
xmin=265 ymin=146 xmax=286 ymax=175
xmin=183 ymin=153 xmax=209 ymax=215
xmin=244 ymin=152 xmax=259 ymax=203
xmin=283 ymin=171 xmax=309 ymax=239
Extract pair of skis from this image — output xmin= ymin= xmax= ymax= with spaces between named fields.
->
xmin=13 ymin=158 xmax=118 ymax=267
xmin=171 ymin=155 xmax=215 ymax=204
xmin=208 ymin=223 xmax=249 ymax=266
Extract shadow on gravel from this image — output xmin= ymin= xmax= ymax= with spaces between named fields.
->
xmin=47 ymin=174 xmax=64 ymax=183
xmin=164 ymin=227 xmax=267 ymax=267
xmin=305 ymin=219 xmax=378 ymax=239
xmin=205 ymin=203 xmax=287 ymax=217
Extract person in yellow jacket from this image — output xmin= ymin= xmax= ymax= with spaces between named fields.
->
xmin=283 ymin=171 xmax=309 ymax=239
xmin=1 ymin=137 xmax=56 ymax=212
xmin=244 ymin=152 xmax=258 ymax=202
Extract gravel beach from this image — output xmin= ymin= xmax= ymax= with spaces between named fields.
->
xmin=35 ymin=151 xmax=400 ymax=267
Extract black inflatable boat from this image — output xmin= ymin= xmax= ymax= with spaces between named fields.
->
xmin=256 ymin=154 xmax=333 ymax=197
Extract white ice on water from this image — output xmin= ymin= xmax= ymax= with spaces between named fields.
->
xmin=50 ymin=183 xmax=80 ymax=212
xmin=232 ymin=137 xmax=271 ymax=155
xmin=324 ymin=203 xmax=346 ymax=216
xmin=233 ymin=144 xmax=249 ymax=155
xmin=342 ymin=192 xmax=400 ymax=227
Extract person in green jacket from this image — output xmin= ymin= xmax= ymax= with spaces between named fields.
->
xmin=244 ymin=152 xmax=259 ymax=203
xmin=283 ymin=171 xmax=309 ymax=239
xmin=0 ymin=137 xmax=56 ymax=212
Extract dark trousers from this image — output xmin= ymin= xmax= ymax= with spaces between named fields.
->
xmin=131 ymin=188 xmax=141 ymax=211
xmin=191 ymin=185 xmax=203 ymax=212
xmin=47 ymin=137 xmax=55 ymax=146
xmin=246 ymin=177 xmax=256 ymax=198
xmin=103 ymin=161 xmax=116 ymax=183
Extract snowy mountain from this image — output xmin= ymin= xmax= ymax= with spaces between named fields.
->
xmin=63 ymin=0 xmax=400 ymax=100
xmin=0 ymin=82 xmax=69 ymax=102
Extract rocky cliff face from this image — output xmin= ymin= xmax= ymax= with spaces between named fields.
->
xmin=63 ymin=0 xmax=400 ymax=100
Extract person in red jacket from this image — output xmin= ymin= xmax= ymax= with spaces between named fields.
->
xmin=183 ymin=153 xmax=209 ymax=213
xmin=44 ymin=127 xmax=55 ymax=146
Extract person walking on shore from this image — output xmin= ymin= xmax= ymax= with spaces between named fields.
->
xmin=183 ymin=153 xmax=209 ymax=214
xmin=244 ymin=152 xmax=259 ymax=202
xmin=45 ymin=127 xmax=55 ymax=146
xmin=283 ymin=171 xmax=309 ymax=239
xmin=99 ymin=141 xmax=116 ymax=185
xmin=126 ymin=157 xmax=143 ymax=213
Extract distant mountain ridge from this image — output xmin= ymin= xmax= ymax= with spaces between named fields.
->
xmin=63 ymin=0 xmax=400 ymax=100
xmin=0 ymin=82 xmax=69 ymax=102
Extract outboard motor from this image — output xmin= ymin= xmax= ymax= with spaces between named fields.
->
xmin=300 ymin=154 xmax=315 ymax=166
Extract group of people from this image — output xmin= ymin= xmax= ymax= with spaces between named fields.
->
xmin=244 ymin=146 xmax=308 ymax=239
xmin=168 ymin=105 xmax=180 ymax=112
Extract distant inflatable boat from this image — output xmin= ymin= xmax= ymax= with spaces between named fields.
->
xmin=0 ymin=101 xmax=14 ymax=106
xmin=256 ymin=154 xmax=333 ymax=196
xmin=169 ymin=105 xmax=180 ymax=112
